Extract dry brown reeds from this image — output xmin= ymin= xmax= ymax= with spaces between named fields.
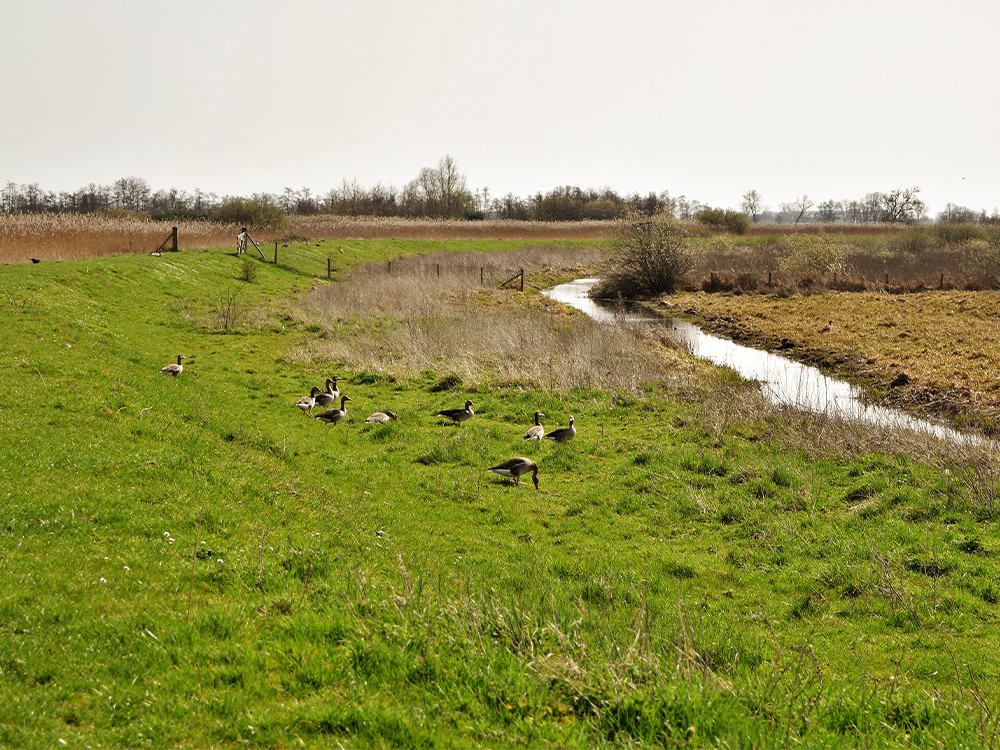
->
xmin=0 ymin=213 xmax=251 ymax=264
xmin=291 ymin=246 xmax=704 ymax=396
xmin=288 ymin=215 xmax=616 ymax=241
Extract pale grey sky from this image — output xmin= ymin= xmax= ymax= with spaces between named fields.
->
xmin=3 ymin=0 xmax=998 ymax=216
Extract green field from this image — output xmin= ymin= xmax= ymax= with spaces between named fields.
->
xmin=2 ymin=240 xmax=1000 ymax=748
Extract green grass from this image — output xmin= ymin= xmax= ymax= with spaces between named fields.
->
xmin=2 ymin=241 xmax=1000 ymax=748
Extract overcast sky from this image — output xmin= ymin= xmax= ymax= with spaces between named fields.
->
xmin=3 ymin=0 xmax=998 ymax=216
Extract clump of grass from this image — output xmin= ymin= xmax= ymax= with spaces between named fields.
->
xmin=239 ymin=257 xmax=260 ymax=283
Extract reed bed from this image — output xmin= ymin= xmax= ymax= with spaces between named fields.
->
xmin=0 ymin=213 xmax=245 ymax=264
xmin=289 ymin=214 xmax=616 ymax=240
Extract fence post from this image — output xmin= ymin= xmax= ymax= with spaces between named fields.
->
xmin=274 ymin=242 xmax=278 ymax=264
xmin=939 ymin=272 xmax=944 ymax=289
xmin=520 ymin=269 xmax=524 ymax=292
xmin=437 ymin=264 xmax=440 ymax=278
xmin=328 ymin=258 xmax=332 ymax=279
xmin=480 ymin=267 xmax=484 ymax=285
xmin=388 ymin=261 xmax=391 ymax=274
xmin=171 ymin=226 xmax=178 ymax=252
xmin=768 ymin=270 xmax=772 ymax=285
xmin=885 ymin=273 xmax=889 ymax=285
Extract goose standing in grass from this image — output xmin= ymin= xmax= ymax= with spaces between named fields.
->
xmin=437 ymin=400 xmax=474 ymax=426
xmin=160 ymin=355 xmax=186 ymax=376
xmin=314 ymin=395 xmax=352 ymax=425
xmin=365 ymin=410 xmax=398 ymax=424
xmin=488 ymin=457 xmax=540 ymax=489
xmin=523 ymin=411 xmax=545 ymax=440
xmin=314 ymin=376 xmax=341 ymax=408
xmin=295 ymin=386 xmax=322 ymax=417
xmin=544 ymin=415 xmax=576 ymax=443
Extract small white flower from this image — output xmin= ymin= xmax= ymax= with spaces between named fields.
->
xmin=164 ymin=532 xmax=170 ymax=537
xmin=216 ymin=558 xmax=223 ymax=564
xmin=123 ymin=566 xmax=130 ymax=572
xmin=100 ymin=577 xmax=107 ymax=583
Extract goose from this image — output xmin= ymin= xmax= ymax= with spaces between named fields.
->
xmin=436 ymin=400 xmax=474 ymax=426
xmin=523 ymin=411 xmax=545 ymax=440
xmin=543 ymin=416 xmax=576 ymax=443
xmin=160 ymin=355 xmax=187 ymax=376
xmin=365 ymin=410 xmax=398 ymax=424
xmin=488 ymin=457 xmax=540 ymax=489
xmin=314 ymin=395 xmax=352 ymax=425
xmin=314 ymin=376 xmax=341 ymax=408
xmin=295 ymin=386 xmax=322 ymax=416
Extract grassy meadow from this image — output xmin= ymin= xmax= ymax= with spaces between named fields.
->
xmin=3 ymin=237 xmax=1000 ymax=748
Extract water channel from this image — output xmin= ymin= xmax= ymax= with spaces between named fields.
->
xmin=543 ymin=278 xmax=982 ymax=446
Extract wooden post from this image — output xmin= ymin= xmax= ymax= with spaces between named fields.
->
xmin=833 ymin=272 xmax=837 ymax=284
xmin=274 ymin=242 xmax=278 ymax=264
xmin=480 ymin=267 xmax=484 ymax=285
xmin=388 ymin=261 xmax=391 ymax=274
xmin=171 ymin=226 xmax=178 ymax=252
xmin=520 ymin=269 xmax=524 ymax=292
xmin=768 ymin=271 xmax=772 ymax=285
xmin=437 ymin=264 xmax=440 ymax=278
xmin=939 ymin=272 xmax=944 ymax=289
xmin=885 ymin=273 xmax=889 ymax=285
xmin=328 ymin=258 xmax=332 ymax=279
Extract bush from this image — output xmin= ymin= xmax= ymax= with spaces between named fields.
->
xmin=695 ymin=207 xmax=750 ymax=235
xmin=240 ymin=257 xmax=259 ymax=283
xmin=213 ymin=194 xmax=288 ymax=230
xmin=778 ymin=235 xmax=845 ymax=276
xmin=591 ymin=210 xmax=691 ymax=299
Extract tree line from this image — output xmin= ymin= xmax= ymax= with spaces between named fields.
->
xmin=2 ymin=156 xmax=996 ymax=226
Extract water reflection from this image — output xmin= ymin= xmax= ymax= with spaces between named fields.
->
xmin=543 ymin=278 xmax=980 ymax=445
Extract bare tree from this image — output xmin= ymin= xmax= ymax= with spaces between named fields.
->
xmin=790 ymin=194 xmax=815 ymax=224
xmin=816 ymin=199 xmax=840 ymax=223
xmin=405 ymin=154 xmax=474 ymax=218
xmin=112 ymin=177 xmax=151 ymax=212
xmin=741 ymin=189 xmax=764 ymax=222
xmin=879 ymin=187 xmax=925 ymax=223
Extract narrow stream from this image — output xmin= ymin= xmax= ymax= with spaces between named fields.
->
xmin=544 ymin=278 xmax=981 ymax=445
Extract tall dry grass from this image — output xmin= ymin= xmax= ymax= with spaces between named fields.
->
xmin=1 ymin=214 xmax=613 ymax=265
xmin=288 ymin=215 xmax=616 ymax=240
xmin=291 ymin=245 xmax=705 ymax=396
xmin=0 ymin=213 xmax=247 ymax=264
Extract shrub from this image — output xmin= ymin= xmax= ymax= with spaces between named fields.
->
xmin=778 ymin=235 xmax=845 ymax=276
xmin=240 ymin=257 xmax=260 ymax=283
xmin=213 ymin=194 xmax=288 ymax=230
xmin=591 ymin=210 xmax=691 ymax=298
xmin=695 ymin=207 xmax=750 ymax=235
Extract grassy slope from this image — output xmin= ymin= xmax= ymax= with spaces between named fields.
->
xmin=2 ymin=241 xmax=1000 ymax=748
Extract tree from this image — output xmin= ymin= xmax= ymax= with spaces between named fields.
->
xmin=112 ymin=177 xmax=151 ymax=213
xmin=591 ymin=210 xmax=691 ymax=299
xmin=938 ymin=203 xmax=978 ymax=223
xmin=404 ymin=155 xmax=474 ymax=218
xmin=879 ymin=187 xmax=925 ymax=223
xmin=741 ymin=189 xmax=763 ymax=222
xmin=789 ymin=194 xmax=814 ymax=224
xmin=816 ymin=199 xmax=841 ymax=223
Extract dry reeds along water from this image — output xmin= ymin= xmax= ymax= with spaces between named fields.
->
xmin=291 ymin=245 xmax=706 ymax=397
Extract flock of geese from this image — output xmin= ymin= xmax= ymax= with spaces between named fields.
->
xmin=160 ymin=356 xmax=576 ymax=491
